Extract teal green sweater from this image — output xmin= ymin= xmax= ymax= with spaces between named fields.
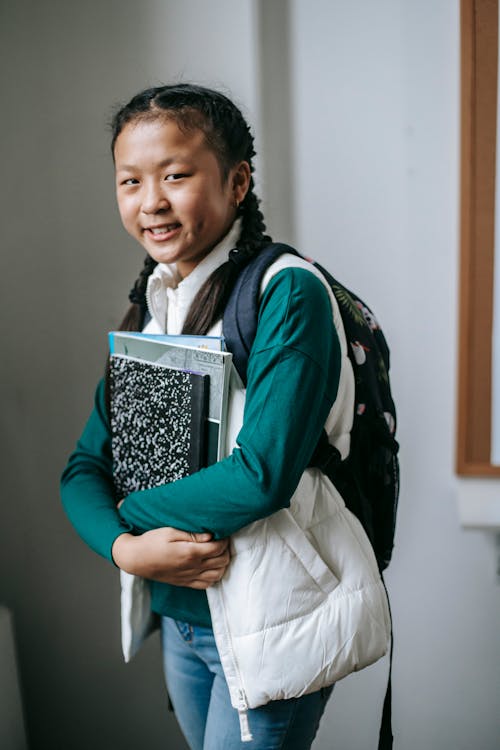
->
xmin=61 ymin=268 xmax=341 ymax=625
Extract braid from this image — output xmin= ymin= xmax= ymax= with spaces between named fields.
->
xmin=118 ymin=254 xmax=158 ymax=332
xmin=231 ymin=181 xmax=271 ymax=259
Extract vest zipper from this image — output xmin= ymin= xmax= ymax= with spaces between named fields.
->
xmin=238 ymin=690 xmax=253 ymax=742
xmin=209 ymin=587 xmax=253 ymax=742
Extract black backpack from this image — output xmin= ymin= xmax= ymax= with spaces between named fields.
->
xmin=223 ymin=242 xmax=400 ymax=571
xmin=223 ymin=242 xmax=399 ymax=750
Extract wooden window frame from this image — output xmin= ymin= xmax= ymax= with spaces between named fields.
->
xmin=457 ymin=0 xmax=500 ymax=475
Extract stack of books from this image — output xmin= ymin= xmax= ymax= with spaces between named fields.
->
xmin=108 ymin=331 xmax=233 ymax=660
xmin=109 ymin=332 xmax=233 ymax=493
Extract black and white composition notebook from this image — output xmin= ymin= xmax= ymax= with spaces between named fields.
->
xmin=109 ymin=332 xmax=233 ymax=465
xmin=109 ymin=355 xmax=209 ymax=497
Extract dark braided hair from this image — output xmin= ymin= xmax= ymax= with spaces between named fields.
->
xmin=111 ymin=83 xmax=271 ymax=334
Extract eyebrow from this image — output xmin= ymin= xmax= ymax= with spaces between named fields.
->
xmin=115 ymin=156 xmax=190 ymax=172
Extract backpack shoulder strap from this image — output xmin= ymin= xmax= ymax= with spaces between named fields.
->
xmin=223 ymin=243 xmax=300 ymax=385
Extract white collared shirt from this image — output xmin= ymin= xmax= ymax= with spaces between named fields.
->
xmin=145 ymin=219 xmax=242 ymax=335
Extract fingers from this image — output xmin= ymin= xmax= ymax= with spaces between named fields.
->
xmin=175 ymin=548 xmax=230 ymax=588
xmin=181 ymin=546 xmax=230 ymax=573
xmin=136 ymin=527 xmax=231 ymax=585
xmin=166 ymin=528 xmax=211 ymax=543
xmin=185 ymin=567 xmax=228 ymax=589
xmin=186 ymin=539 xmax=230 ymax=561
xmin=167 ymin=529 xmax=228 ymax=556
xmin=189 ymin=533 xmax=229 ymax=557
xmin=201 ymin=548 xmax=230 ymax=567
xmin=190 ymin=532 xmax=212 ymax=543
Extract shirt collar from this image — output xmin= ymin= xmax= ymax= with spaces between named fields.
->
xmin=145 ymin=218 xmax=242 ymax=333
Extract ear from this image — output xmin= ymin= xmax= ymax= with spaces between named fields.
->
xmin=231 ymin=161 xmax=251 ymax=206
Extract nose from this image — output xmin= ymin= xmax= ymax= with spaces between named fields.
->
xmin=141 ymin=181 xmax=170 ymax=214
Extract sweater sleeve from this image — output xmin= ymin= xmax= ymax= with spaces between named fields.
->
xmin=60 ymin=379 xmax=134 ymax=562
xmin=118 ymin=267 xmax=341 ymax=538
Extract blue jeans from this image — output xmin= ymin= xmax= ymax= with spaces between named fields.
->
xmin=161 ymin=617 xmax=333 ymax=750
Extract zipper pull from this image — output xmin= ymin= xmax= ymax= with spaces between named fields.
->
xmin=238 ymin=690 xmax=253 ymax=742
xmin=238 ymin=708 xmax=253 ymax=742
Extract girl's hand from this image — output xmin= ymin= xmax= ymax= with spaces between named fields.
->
xmin=111 ymin=528 xmax=230 ymax=589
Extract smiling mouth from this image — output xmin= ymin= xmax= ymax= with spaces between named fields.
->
xmin=147 ymin=223 xmax=180 ymax=234
xmin=145 ymin=223 xmax=181 ymax=240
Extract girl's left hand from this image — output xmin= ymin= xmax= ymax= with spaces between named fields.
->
xmin=111 ymin=527 xmax=231 ymax=588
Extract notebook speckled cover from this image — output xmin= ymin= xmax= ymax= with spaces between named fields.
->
xmin=109 ymin=355 xmax=209 ymax=497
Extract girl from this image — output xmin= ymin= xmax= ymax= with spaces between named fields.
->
xmin=61 ymin=84 xmax=390 ymax=750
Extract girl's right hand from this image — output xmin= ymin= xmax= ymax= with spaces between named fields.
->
xmin=111 ymin=528 xmax=230 ymax=589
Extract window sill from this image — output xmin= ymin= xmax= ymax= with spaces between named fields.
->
xmin=457 ymin=477 xmax=500 ymax=529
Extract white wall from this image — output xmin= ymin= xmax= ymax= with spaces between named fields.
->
xmin=283 ymin=2 xmax=500 ymax=749
xmin=1 ymin=1 xmax=499 ymax=748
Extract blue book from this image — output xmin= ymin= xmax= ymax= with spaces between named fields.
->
xmin=108 ymin=331 xmax=226 ymax=354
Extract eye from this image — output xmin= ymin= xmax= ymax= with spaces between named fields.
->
xmin=122 ymin=177 xmax=139 ymax=186
xmin=165 ymin=173 xmax=187 ymax=182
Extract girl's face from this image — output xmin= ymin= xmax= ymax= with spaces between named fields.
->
xmin=114 ymin=118 xmax=250 ymax=277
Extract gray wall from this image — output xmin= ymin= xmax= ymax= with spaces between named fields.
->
xmin=1 ymin=1 xmax=499 ymax=749
xmin=0 ymin=2 xmax=255 ymax=748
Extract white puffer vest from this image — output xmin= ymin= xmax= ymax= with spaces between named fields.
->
xmin=120 ymin=224 xmax=391 ymax=740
